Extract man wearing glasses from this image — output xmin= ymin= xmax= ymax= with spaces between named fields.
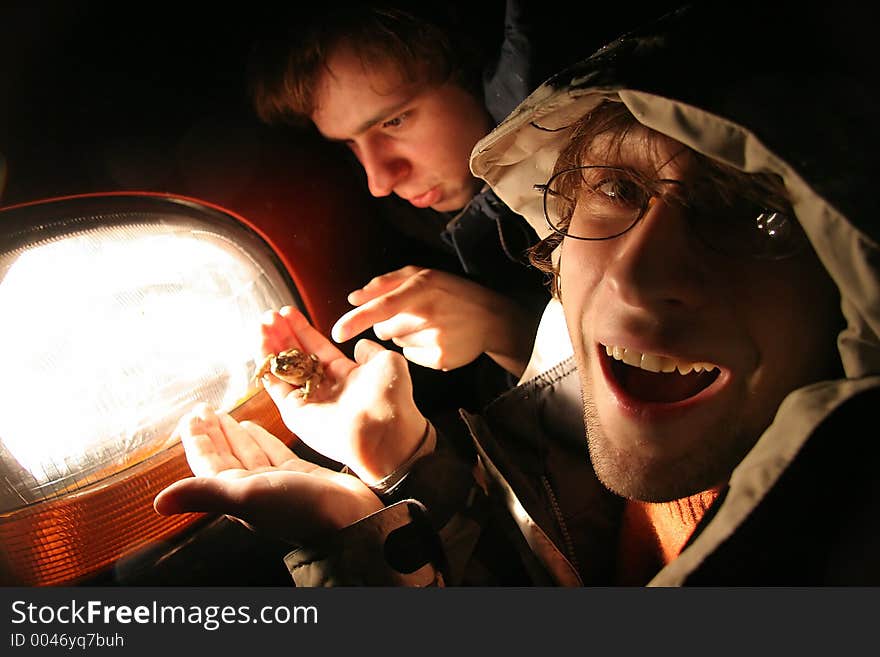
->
xmin=157 ymin=3 xmax=878 ymax=585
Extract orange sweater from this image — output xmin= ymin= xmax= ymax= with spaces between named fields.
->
xmin=615 ymin=488 xmax=721 ymax=585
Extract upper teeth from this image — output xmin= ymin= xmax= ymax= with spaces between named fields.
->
xmin=604 ymin=344 xmax=718 ymax=375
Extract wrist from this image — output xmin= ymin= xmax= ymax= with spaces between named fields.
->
xmin=483 ymin=300 xmax=538 ymax=376
xmin=364 ymin=420 xmax=436 ymax=496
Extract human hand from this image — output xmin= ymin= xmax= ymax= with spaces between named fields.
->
xmin=331 ymin=266 xmax=537 ymax=376
xmin=153 ymin=404 xmax=383 ymax=542
xmin=259 ymin=306 xmax=427 ymax=484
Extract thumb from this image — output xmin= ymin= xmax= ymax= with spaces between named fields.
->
xmin=353 ymin=338 xmax=389 ymax=365
xmin=154 ymin=477 xmax=237 ymax=516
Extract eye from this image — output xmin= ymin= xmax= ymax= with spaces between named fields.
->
xmin=381 ymin=112 xmax=409 ymax=130
xmin=591 ymin=175 xmax=649 ymax=209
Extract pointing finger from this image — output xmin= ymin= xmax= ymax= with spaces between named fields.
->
xmin=346 ymin=266 xmax=425 ymax=305
xmin=332 ymin=286 xmax=423 ymax=343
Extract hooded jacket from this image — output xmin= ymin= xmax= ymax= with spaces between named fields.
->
xmin=286 ymin=2 xmax=880 ymax=585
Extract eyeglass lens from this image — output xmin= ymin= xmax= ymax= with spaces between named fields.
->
xmin=542 ymin=166 xmax=807 ymax=259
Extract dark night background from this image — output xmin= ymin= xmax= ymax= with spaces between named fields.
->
xmin=0 ymin=0 xmax=695 ymax=207
xmin=0 ymin=2 xmax=309 ymax=206
xmin=1 ymin=1 xmax=870 ymax=208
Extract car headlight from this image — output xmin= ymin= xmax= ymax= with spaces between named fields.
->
xmin=0 ymin=193 xmax=302 ymax=585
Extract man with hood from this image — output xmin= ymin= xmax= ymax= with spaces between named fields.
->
xmin=155 ymin=2 xmax=880 ymax=585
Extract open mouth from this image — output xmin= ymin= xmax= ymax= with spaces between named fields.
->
xmin=602 ymin=344 xmax=721 ymax=404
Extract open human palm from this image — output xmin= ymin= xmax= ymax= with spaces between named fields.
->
xmin=259 ymin=305 xmax=428 ymax=484
xmin=153 ymin=404 xmax=383 ymax=542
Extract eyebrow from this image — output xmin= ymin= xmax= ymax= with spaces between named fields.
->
xmin=324 ymin=98 xmax=415 ymax=143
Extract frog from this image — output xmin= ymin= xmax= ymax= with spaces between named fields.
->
xmin=254 ymin=348 xmax=324 ymax=400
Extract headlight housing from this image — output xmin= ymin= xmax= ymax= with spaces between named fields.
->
xmin=0 ymin=193 xmax=302 ymax=585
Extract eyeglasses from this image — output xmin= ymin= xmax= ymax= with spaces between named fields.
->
xmin=535 ymin=166 xmax=808 ymax=260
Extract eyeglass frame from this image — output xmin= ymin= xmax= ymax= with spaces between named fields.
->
xmin=533 ymin=164 xmax=808 ymax=260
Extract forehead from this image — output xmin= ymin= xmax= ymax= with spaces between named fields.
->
xmin=310 ymin=47 xmax=426 ymax=140
xmin=579 ymin=125 xmax=694 ymax=178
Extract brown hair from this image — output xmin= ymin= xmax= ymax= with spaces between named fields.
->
xmin=247 ymin=3 xmax=488 ymax=126
xmin=528 ymin=100 xmax=793 ymax=296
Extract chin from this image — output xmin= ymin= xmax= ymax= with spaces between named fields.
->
xmin=590 ymin=450 xmax=719 ymax=503
xmin=430 ymin=201 xmax=456 ymax=212
xmin=589 ymin=419 xmax=760 ymax=502
xmin=584 ymin=398 xmax=752 ymax=503
xmin=441 ymin=181 xmax=485 ymax=212
xmin=431 ymin=196 xmax=466 ymax=213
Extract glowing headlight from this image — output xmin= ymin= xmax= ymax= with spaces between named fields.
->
xmin=0 ymin=194 xmax=301 ymax=583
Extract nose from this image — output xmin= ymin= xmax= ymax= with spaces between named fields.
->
xmin=357 ymin=138 xmax=411 ymax=198
xmin=602 ymin=199 xmax=706 ymax=310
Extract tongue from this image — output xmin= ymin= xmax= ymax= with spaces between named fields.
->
xmin=614 ymin=361 xmax=717 ymax=403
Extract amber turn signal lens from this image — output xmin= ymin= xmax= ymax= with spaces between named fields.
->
xmin=0 ymin=390 xmax=297 ymax=586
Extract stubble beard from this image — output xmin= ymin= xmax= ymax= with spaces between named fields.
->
xmin=580 ymin=373 xmax=747 ymax=503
